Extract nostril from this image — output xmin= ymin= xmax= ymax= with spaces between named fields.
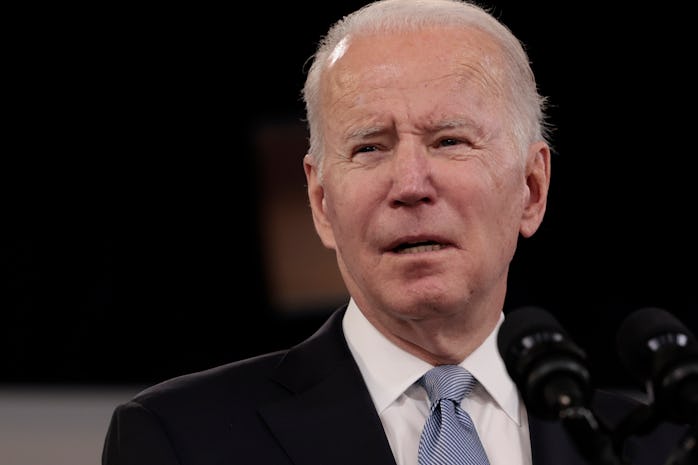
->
xmin=392 ymin=196 xmax=433 ymax=208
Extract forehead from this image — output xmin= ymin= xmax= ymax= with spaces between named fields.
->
xmin=321 ymin=26 xmax=508 ymax=120
xmin=321 ymin=26 xmax=506 ymax=125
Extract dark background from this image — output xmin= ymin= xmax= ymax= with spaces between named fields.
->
xmin=3 ymin=1 xmax=696 ymax=391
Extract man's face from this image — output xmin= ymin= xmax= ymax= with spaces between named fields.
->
xmin=305 ymin=26 xmax=549 ymax=328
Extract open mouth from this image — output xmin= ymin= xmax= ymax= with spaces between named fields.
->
xmin=393 ymin=241 xmax=446 ymax=254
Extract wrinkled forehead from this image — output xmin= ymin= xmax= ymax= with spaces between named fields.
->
xmin=323 ymin=26 xmax=508 ymax=103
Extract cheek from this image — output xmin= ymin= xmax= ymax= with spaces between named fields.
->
xmin=449 ymin=165 xmax=526 ymax=236
xmin=326 ymin=163 xmax=384 ymax=206
xmin=487 ymin=159 xmax=528 ymax=208
xmin=322 ymin=179 xmax=361 ymax=230
xmin=323 ymin=175 xmax=386 ymax=242
xmin=445 ymin=167 xmax=504 ymax=210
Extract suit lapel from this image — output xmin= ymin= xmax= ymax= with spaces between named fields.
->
xmin=259 ymin=307 xmax=397 ymax=465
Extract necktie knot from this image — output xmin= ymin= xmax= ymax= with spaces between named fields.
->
xmin=417 ymin=365 xmax=490 ymax=465
xmin=420 ymin=365 xmax=476 ymax=405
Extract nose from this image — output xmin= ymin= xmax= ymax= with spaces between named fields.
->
xmin=388 ymin=142 xmax=436 ymax=207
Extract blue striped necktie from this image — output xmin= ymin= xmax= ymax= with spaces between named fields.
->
xmin=418 ymin=365 xmax=491 ymax=465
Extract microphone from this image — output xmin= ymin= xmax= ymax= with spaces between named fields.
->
xmin=499 ymin=306 xmax=623 ymax=465
xmin=615 ymin=307 xmax=698 ymax=465
xmin=616 ymin=307 xmax=698 ymax=425
xmin=498 ymin=306 xmax=592 ymax=419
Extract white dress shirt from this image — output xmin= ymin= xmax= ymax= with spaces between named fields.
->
xmin=342 ymin=298 xmax=532 ymax=465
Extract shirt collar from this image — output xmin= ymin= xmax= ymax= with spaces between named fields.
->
xmin=342 ymin=299 xmax=522 ymax=424
xmin=464 ymin=313 xmax=522 ymax=425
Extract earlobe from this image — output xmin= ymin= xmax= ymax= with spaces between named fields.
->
xmin=520 ymin=142 xmax=551 ymax=238
xmin=304 ymin=155 xmax=337 ymax=249
xmin=304 ymin=154 xmax=324 ymax=216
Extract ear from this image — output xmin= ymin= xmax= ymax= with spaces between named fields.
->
xmin=520 ymin=142 xmax=551 ymax=238
xmin=304 ymin=154 xmax=337 ymax=250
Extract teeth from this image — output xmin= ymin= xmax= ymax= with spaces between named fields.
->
xmin=396 ymin=244 xmax=444 ymax=254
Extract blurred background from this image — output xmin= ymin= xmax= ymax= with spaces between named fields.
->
xmin=3 ymin=1 xmax=696 ymax=463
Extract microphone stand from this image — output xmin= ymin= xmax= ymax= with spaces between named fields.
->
xmin=607 ymin=397 xmax=697 ymax=465
xmin=664 ymin=423 xmax=697 ymax=465
xmin=541 ymin=377 xmax=628 ymax=465
xmin=558 ymin=405 xmax=628 ymax=465
xmin=610 ymin=373 xmax=697 ymax=465
xmin=610 ymin=401 xmax=660 ymax=460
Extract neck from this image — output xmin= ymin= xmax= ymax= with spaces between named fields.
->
xmin=363 ymin=304 xmax=502 ymax=365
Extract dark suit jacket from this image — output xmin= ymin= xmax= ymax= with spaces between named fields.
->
xmin=102 ymin=306 xmax=687 ymax=465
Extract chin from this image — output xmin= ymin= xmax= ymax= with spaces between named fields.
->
xmin=385 ymin=290 xmax=465 ymax=318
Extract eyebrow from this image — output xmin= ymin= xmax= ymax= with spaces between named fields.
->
xmin=346 ymin=125 xmax=392 ymax=141
xmin=430 ymin=118 xmax=480 ymax=131
xmin=345 ymin=117 xmax=483 ymax=142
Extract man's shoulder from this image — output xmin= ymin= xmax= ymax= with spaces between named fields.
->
xmin=130 ymin=349 xmax=290 ymax=411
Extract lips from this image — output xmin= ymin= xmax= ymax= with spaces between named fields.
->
xmin=394 ymin=241 xmax=446 ymax=254
xmin=387 ymin=236 xmax=452 ymax=254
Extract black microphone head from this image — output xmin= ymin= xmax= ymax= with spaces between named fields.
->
xmin=498 ymin=306 xmax=569 ymax=358
xmin=498 ymin=306 xmax=592 ymax=420
xmin=616 ymin=307 xmax=698 ymax=424
xmin=616 ymin=307 xmax=698 ymax=381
